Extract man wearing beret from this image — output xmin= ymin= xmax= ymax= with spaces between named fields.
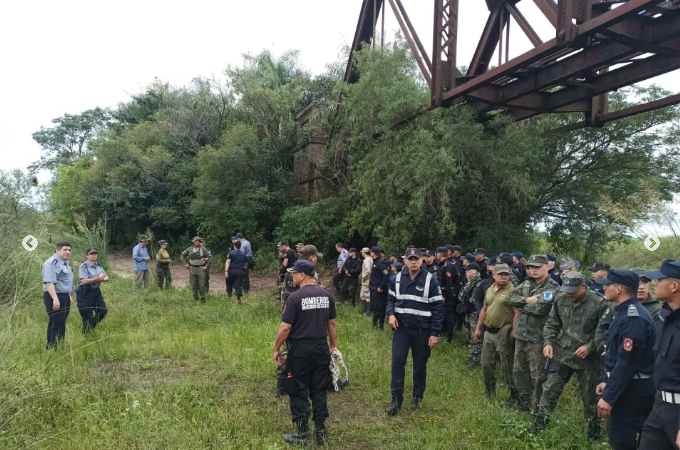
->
xmin=595 ymin=269 xmax=656 ymax=450
xmin=529 ymin=272 xmax=609 ymax=441
xmin=509 ymin=254 xmax=559 ymax=412
xmin=639 ymin=260 xmax=680 ymax=450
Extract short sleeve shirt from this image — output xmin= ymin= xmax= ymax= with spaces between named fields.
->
xmin=78 ymin=261 xmax=107 ymax=288
xmin=43 ymin=254 xmax=74 ymax=294
xmin=484 ymin=283 xmax=514 ymax=328
xmin=227 ymin=250 xmax=247 ymax=272
xmin=282 ymin=285 xmax=337 ymax=340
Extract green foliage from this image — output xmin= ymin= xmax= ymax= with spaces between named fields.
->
xmin=276 ymin=197 xmax=347 ymax=255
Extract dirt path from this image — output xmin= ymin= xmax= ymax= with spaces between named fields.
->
xmin=107 ymin=250 xmax=277 ymax=293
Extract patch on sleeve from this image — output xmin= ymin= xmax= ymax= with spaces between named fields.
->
xmin=601 ymin=307 xmax=610 ymax=319
xmin=543 ymin=290 xmax=554 ymax=302
xmin=80 ymin=263 xmax=87 ymax=269
xmin=383 ymin=270 xmax=389 ymax=275
xmin=446 ymin=271 xmax=452 ymax=277
xmin=623 ymin=338 xmax=633 ymax=352
xmin=627 ymin=305 xmax=639 ymax=317
xmin=51 ymin=259 xmax=57 ymax=266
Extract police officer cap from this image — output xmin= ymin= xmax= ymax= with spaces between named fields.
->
xmin=560 ymin=272 xmax=586 ymax=293
xmin=236 ymin=233 xmax=244 ymax=238
xmin=436 ymin=247 xmax=449 ymax=254
xmin=594 ymin=269 xmax=640 ymax=288
xmin=287 ymin=260 xmax=316 ymax=276
xmin=644 ymin=259 xmax=680 ymax=280
xmin=231 ymin=236 xmax=238 ymax=241
xmin=191 ymin=236 xmax=204 ymax=243
xmin=404 ymin=248 xmax=422 ymax=259
xmin=390 ymin=262 xmax=403 ymax=269
xmin=464 ymin=253 xmax=476 ymax=262
xmin=526 ymin=254 xmax=549 ymax=267
xmin=281 ymin=241 xmax=290 ymax=246
xmin=547 ymin=254 xmax=557 ymax=262
xmin=473 ymin=248 xmax=486 ymax=255
xmin=86 ymin=247 xmax=98 ymax=254
xmin=500 ymin=254 xmax=514 ymax=267
xmin=445 ymin=244 xmax=456 ymax=253
xmin=452 ymin=245 xmax=462 ymax=252
xmin=139 ymin=235 xmax=150 ymax=242
xmin=512 ymin=251 xmax=524 ymax=259
xmin=349 ymin=248 xmax=358 ymax=254
xmin=158 ymin=240 xmax=168 ymax=246
xmin=423 ymin=250 xmax=435 ymax=257
xmin=487 ymin=257 xmax=496 ymax=266
xmin=390 ymin=253 xmax=399 ymax=258
xmin=589 ymin=262 xmax=611 ymax=272
xmin=466 ymin=262 xmax=481 ymax=272
xmin=370 ymin=246 xmax=381 ymax=255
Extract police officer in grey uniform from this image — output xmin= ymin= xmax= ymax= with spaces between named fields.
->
xmin=77 ymin=247 xmax=110 ymax=333
xmin=42 ymin=242 xmax=75 ymax=349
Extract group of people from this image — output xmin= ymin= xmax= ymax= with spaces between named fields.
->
xmin=271 ymin=241 xmax=680 ymax=450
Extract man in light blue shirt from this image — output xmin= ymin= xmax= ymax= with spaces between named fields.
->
xmin=132 ymin=235 xmax=151 ymax=292
xmin=237 ymin=232 xmax=253 ymax=294
xmin=42 ymin=241 xmax=74 ymax=349
xmin=333 ymin=243 xmax=349 ymax=294
xmin=77 ymin=247 xmax=110 ymax=333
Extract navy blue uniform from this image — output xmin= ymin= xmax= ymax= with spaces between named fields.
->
xmin=603 ymin=297 xmax=656 ymax=450
xmin=341 ymin=257 xmax=361 ymax=305
xmin=639 ymin=304 xmax=680 ymax=450
xmin=438 ymin=260 xmax=461 ymax=342
xmin=369 ymin=257 xmax=390 ymax=330
xmin=226 ymin=250 xmax=247 ymax=302
xmin=77 ymin=261 xmax=108 ymax=333
xmin=387 ymin=268 xmax=444 ymax=400
xmin=549 ymin=268 xmax=562 ymax=286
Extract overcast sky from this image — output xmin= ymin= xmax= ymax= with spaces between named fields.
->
xmin=0 ymin=0 xmax=677 ymax=180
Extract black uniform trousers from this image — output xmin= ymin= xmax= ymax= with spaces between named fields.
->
xmin=243 ymin=264 xmax=250 ymax=293
xmin=391 ymin=326 xmax=432 ymax=399
xmin=43 ymin=292 xmax=71 ymax=349
xmin=609 ymin=378 xmax=656 ymax=450
xmin=332 ymin=271 xmax=345 ymax=294
xmin=639 ymin=395 xmax=680 ymax=450
xmin=285 ymin=339 xmax=331 ymax=425
xmin=371 ymin=289 xmax=388 ymax=329
xmin=443 ymin=295 xmax=456 ymax=340
xmin=76 ymin=286 xmax=108 ymax=333
xmin=341 ymin=276 xmax=359 ymax=305
xmin=226 ymin=270 xmax=244 ymax=300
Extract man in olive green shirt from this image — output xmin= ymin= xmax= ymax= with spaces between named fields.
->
xmin=180 ymin=236 xmax=212 ymax=303
xmin=475 ymin=264 xmax=518 ymax=401
xmin=529 ymin=272 xmax=609 ymax=442
xmin=509 ymin=254 xmax=559 ymax=412
xmin=156 ymin=240 xmax=172 ymax=289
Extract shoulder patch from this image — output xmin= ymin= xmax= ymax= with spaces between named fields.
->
xmin=51 ymin=259 xmax=57 ymax=266
xmin=627 ymin=305 xmax=640 ymax=317
xmin=601 ymin=307 xmax=610 ymax=319
xmin=623 ymin=338 xmax=633 ymax=352
xmin=543 ymin=290 xmax=554 ymax=303
xmin=383 ymin=269 xmax=389 ymax=275
xmin=80 ymin=263 xmax=87 ymax=269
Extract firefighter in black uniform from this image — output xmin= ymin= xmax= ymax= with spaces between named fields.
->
xmin=639 ymin=260 xmax=680 ymax=450
xmin=595 ymin=269 xmax=656 ymax=450
xmin=273 ymin=260 xmax=338 ymax=446
xmin=369 ymin=246 xmax=390 ymax=331
xmin=436 ymin=247 xmax=461 ymax=343
xmin=422 ymin=250 xmax=438 ymax=277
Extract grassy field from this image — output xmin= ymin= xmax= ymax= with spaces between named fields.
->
xmin=0 ymin=276 xmax=610 ymax=450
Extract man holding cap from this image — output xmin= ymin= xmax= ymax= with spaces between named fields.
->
xmin=360 ymin=248 xmax=373 ymax=316
xmin=385 ymin=247 xmax=444 ymax=415
xmin=156 ymin=240 xmax=172 ymax=289
xmin=528 ymin=272 xmax=608 ymax=441
xmin=595 ymin=269 xmax=656 ymax=450
xmin=369 ymin=246 xmax=390 ymax=331
xmin=77 ymin=247 xmax=110 ymax=334
xmin=509 ymin=254 xmax=559 ymax=412
xmin=273 ymin=260 xmax=337 ymax=445
xmin=639 ymin=260 xmax=680 ymax=450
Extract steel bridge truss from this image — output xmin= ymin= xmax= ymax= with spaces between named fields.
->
xmin=343 ymin=0 xmax=680 ymax=131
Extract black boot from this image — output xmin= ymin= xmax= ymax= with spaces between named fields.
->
xmin=274 ymin=374 xmax=285 ymax=398
xmin=504 ymin=389 xmax=518 ymax=407
xmin=518 ymin=396 xmax=531 ymax=412
xmin=283 ymin=420 xmax=309 ymax=445
xmin=484 ymin=383 xmax=496 ymax=398
xmin=588 ymin=419 xmax=601 ymax=443
xmin=527 ymin=415 xmax=549 ymax=434
xmin=409 ymin=397 xmax=422 ymax=410
xmin=385 ymin=395 xmax=403 ymax=416
xmin=314 ymin=421 xmax=327 ymax=445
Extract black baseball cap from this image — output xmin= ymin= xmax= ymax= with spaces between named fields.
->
xmin=547 ymin=254 xmax=557 ymax=262
xmin=288 ymin=260 xmax=316 ymax=276
xmin=404 ymin=248 xmax=422 ymax=259
xmin=589 ymin=262 xmax=611 ymax=272
xmin=473 ymin=248 xmax=486 ymax=255
xmin=452 ymin=245 xmax=462 ymax=252
xmin=594 ymin=269 xmax=640 ymax=289
xmin=436 ymin=247 xmax=448 ymax=254
xmin=86 ymin=247 xmax=98 ymax=254
xmin=390 ymin=253 xmax=399 ymax=258
xmin=423 ymin=250 xmax=435 ymax=257
xmin=445 ymin=245 xmax=456 ymax=253
xmin=464 ymin=253 xmax=475 ymax=262
xmin=370 ymin=246 xmax=381 ymax=254
xmin=466 ymin=262 xmax=481 ymax=272
xmin=645 ymin=260 xmax=680 ymax=280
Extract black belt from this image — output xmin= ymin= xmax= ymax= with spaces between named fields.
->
xmin=288 ymin=338 xmax=328 ymax=345
xmin=486 ymin=327 xmax=501 ymax=334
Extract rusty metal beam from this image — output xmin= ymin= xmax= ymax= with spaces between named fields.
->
xmin=506 ymin=2 xmax=543 ymax=46
xmin=344 ymin=0 xmax=385 ymax=83
xmin=468 ymin=5 xmax=504 ymax=76
xmin=387 ymin=0 xmax=432 ymax=85
xmin=394 ymin=0 xmax=432 ymax=69
xmin=533 ymin=0 xmax=558 ymax=26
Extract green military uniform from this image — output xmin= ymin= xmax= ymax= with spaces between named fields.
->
xmin=156 ymin=240 xmax=172 ymax=289
xmin=459 ymin=272 xmax=484 ymax=369
xmin=534 ymin=272 xmax=608 ymax=438
xmin=480 ymin=269 xmax=516 ymax=395
xmin=509 ymin=254 xmax=559 ymax=411
xmin=180 ymin=237 xmax=212 ymax=303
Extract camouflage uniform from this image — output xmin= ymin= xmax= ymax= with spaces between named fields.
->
xmin=458 ymin=272 xmax=483 ymax=368
xmin=537 ymin=281 xmax=608 ymax=434
xmin=509 ymin=258 xmax=559 ymax=410
xmin=180 ymin=238 xmax=212 ymax=303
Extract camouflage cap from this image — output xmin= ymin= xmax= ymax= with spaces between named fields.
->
xmin=300 ymin=244 xmax=323 ymax=258
xmin=191 ymin=236 xmax=204 ymax=243
xmin=158 ymin=240 xmax=168 ymax=245
xmin=296 ymin=242 xmax=305 ymax=248
xmin=139 ymin=235 xmax=150 ymax=242
xmin=526 ymin=254 xmax=549 ymax=267
xmin=560 ymin=271 xmax=586 ymax=293
xmin=493 ymin=263 xmax=511 ymax=275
